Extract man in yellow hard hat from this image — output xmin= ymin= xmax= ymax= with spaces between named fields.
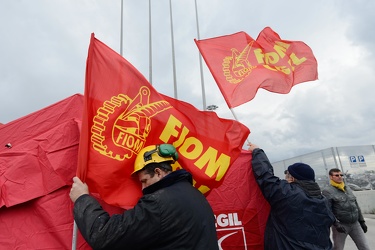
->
xmin=132 ymin=144 xmax=178 ymax=190
xmin=70 ymin=144 xmax=219 ymax=250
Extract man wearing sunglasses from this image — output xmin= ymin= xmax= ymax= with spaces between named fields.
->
xmin=322 ymin=168 xmax=370 ymax=250
xmin=70 ymin=144 xmax=219 ymax=250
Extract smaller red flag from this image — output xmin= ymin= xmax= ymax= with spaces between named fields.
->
xmin=195 ymin=27 xmax=318 ymax=108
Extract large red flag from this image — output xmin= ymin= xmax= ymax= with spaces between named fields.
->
xmin=195 ymin=27 xmax=318 ymax=108
xmin=77 ymin=34 xmax=250 ymax=208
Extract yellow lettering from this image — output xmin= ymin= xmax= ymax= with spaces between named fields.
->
xmin=179 ymin=137 xmax=203 ymax=159
xmin=195 ymin=147 xmax=230 ymax=181
xmin=115 ymin=131 xmax=125 ymax=144
xmin=192 ymin=180 xmax=210 ymax=194
xmin=159 ymin=115 xmax=232 ymax=184
xmin=159 ymin=115 xmax=182 ymax=142
xmin=290 ymin=53 xmax=306 ymax=66
xmin=197 ymin=185 xmax=210 ymax=194
xmin=132 ymin=139 xmax=144 ymax=152
xmin=274 ymin=41 xmax=289 ymax=58
xmin=173 ymin=126 xmax=189 ymax=148
xmin=255 ymin=41 xmax=309 ymax=75
xmin=254 ymin=49 xmax=265 ymax=64
xmin=265 ymin=51 xmax=279 ymax=64
xmin=275 ymin=41 xmax=290 ymax=49
xmin=113 ymin=130 xmax=144 ymax=152
xmin=255 ymin=49 xmax=280 ymax=65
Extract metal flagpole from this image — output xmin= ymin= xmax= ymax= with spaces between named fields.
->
xmin=169 ymin=0 xmax=178 ymax=99
xmin=229 ymin=108 xmax=240 ymax=122
xmin=149 ymin=0 xmax=152 ymax=84
xmin=72 ymin=221 xmax=78 ymax=250
xmin=230 ymin=108 xmax=251 ymax=145
xmin=72 ymin=1 xmax=125 ymax=249
xmin=194 ymin=0 xmax=207 ymax=110
xmin=120 ymin=0 xmax=124 ymax=56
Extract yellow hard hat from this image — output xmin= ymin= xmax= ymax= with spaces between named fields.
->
xmin=133 ymin=144 xmax=178 ymax=174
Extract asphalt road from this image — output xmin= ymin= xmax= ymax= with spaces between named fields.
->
xmin=337 ymin=214 xmax=375 ymax=249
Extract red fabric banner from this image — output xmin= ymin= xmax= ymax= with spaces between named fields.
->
xmin=195 ymin=27 xmax=318 ymax=108
xmin=0 ymin=94 xmax=92 ymax=249
xmin=207 ymin=151 xmax=270 ymax=250
xmin=0 ymin=187 xmax=91 ymax=250
xmin=77 ymin=34 xmax=250 ymax=208
xmin=0 ymin=94 xmax=83 ymax=208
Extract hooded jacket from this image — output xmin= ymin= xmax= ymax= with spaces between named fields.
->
xmin=73 ymin=169 xmax=219 ymax=250
xmin=252 ymin=148 xmax=335 ymax=250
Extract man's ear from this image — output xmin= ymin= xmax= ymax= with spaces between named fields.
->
xmin=154 ymin=168 xmax=163 ymax=177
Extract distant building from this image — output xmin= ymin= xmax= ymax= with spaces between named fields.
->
xmin=272 ymin=145 xmax=375 ymax=191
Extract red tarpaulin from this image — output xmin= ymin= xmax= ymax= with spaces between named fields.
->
xmin=0 ymin=94 xmax=269 ymax=249
xmin=0 ymin=94 xmax=91 ymax=249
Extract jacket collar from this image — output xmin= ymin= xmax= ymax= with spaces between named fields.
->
xmin=142 ymin=169 xmax=192 ymax=195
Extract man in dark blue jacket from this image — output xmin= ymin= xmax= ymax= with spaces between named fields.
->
xmin=70 ymin=144 xmax=219 ymax=250
xmin=248 ymin=143 xmax=335 ymax=249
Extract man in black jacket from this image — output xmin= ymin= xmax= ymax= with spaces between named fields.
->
xmin=248 ymin=143 xmax=335 ymax=249
xmin=70 ymin=144 xmax=219 ymax=250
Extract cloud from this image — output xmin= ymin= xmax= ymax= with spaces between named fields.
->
xmin=0 ymin=0 xmax=374 ymax=163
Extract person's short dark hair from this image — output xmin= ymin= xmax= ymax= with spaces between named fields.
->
xmin=328 ymin=168 xmax=341 ymax=176
xmin=143 ymin=162 xmax=172 ymax=177
xmin=287 ymin=163 xmax=315 ymax=181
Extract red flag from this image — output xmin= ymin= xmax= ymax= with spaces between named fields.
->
xmin=77 ymin=34 xmax=250 ymax=208
xmin=195 ymin=27 xmax=318 ymax=108
xmin=207 ymin=151 xmax=270 ymax=249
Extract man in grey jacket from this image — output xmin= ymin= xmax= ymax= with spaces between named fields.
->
xmin=322 ymin=168 xmax=370 ymax=250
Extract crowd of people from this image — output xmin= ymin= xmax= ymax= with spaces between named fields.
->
xmin=70 ymin=143 xmax=370 ymax=250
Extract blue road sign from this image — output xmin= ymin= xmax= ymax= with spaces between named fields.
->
xmin=349 ymin=156 xmax=357 ymax=163
xmin=358 ymin=155 xmax=365 ymax=162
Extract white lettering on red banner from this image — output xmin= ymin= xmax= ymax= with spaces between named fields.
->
xmin=215 ymin=212 xmax=247 ymax=250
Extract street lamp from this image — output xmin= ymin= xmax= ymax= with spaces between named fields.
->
xmin=206 ymin=105 xmax=218 ymax=111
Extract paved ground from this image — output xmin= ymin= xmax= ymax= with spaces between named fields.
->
xmin=336 ymin=214 xmax=375 ymax=249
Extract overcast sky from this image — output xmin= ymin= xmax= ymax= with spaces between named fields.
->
xmin=1 ymin=0 xmax=374 ymax=162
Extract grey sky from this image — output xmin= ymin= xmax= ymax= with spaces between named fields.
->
xmin=1 ymin=0 xmax=374 ymax=162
